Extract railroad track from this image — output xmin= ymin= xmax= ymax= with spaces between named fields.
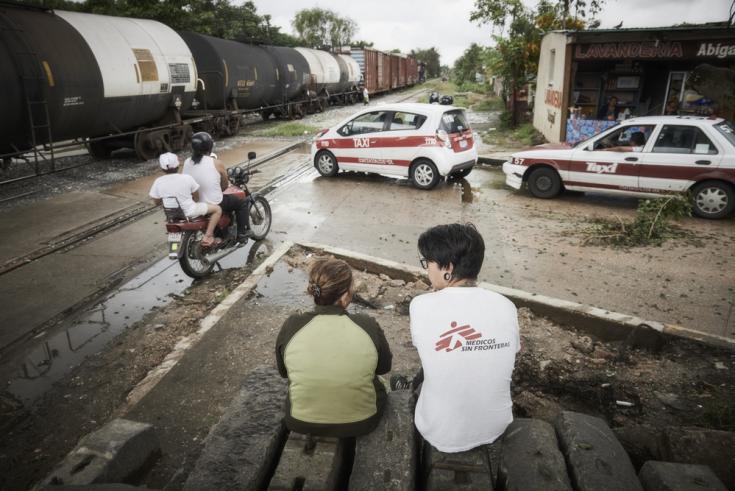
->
xmin=0 ymin=142 xmax=308 ymax=277
xmin=0 ymin=87 xmax=426 ymax=190
xmin=0 ymin=86 xmax=428 ymax=274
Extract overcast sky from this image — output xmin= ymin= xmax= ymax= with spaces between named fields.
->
xmin=251 ymin=0 xmax=733 ymax=65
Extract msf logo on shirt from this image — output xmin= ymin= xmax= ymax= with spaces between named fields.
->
xmin=435 ymin=321 xmax=482 ymax=352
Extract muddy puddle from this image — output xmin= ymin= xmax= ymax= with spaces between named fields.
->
xmin=0 ymin=239 xmax=272 ymax=409
xmin=2 ymin=244 xmax=734 ymax=490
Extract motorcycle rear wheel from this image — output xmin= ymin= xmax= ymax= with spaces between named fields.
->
xmin=248 ymin=196 xmax=272 ymax=240
xmin=179 ymin=231 xmax=215 ymax=278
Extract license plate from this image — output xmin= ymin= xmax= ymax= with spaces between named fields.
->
xmin=459 ymin=140 xmax=468 ymax=149
xmin=168 ymin=232 xmax=182 ymax=259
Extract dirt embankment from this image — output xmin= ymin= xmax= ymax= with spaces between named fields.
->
xmin=2 ymin=248 xmax=733 ymax=490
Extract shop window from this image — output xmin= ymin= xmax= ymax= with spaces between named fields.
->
xmin=133 ymin=49 xmax=158 ymax=82
xmin=653 ymin=125 xmax=717 ymax=154
xmin=548 ymin=49 xmax=555 ymax=85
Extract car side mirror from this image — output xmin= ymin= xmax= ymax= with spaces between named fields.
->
xmin=248 ymin=151 xmax=256 ymax=160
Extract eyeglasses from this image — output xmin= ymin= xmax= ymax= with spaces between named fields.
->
xmin=419 ymin=257 xmax=428 ymax=269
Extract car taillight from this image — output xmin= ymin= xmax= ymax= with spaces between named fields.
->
xmin=436 ymin=129 xmax=451 ymax=148
xmin=317 ymin=129 xmax=329 ymax=138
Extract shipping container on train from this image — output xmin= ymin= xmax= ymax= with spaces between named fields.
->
xmin=390 ymin=54 xmax=400 ymax=89
xmin=0 ymin=5 xmax=196 ymax=160
xmin=351 ymin=48 xmax=390 ymax=95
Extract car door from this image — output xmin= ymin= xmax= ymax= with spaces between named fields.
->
xmin=373 ymin=110 xmax=429 ymax=177
xmin=638 ymin=124 xmax=723 ymax=192
xmin=568 ymin=124 xmax=655 ymax=192
xmin=334 ymin=110 xmax=390 ymax=172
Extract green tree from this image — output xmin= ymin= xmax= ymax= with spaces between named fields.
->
xmin=470 ymin=0 xmax=601 ymax=126
xmin=22 ymin=0 xmax=296 ymax=46
xmin=453 ymin=43 xmax=485 ymax=85
xmin=411 ymin=47 xmax=441 ymax=78
xmin=291 ymin=8 xmax=357 ymax=48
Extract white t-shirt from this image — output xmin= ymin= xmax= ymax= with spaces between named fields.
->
xmin=409 ymin=287 xmax=520 ymax=453
xmin=149 ymin=173 xmax=200 ymax=217
xmin=183 ymin=155 xmax=223 ymax=205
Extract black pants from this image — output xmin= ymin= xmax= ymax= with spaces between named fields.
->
xmin=220 ymin=194 xmax=248 ymax=236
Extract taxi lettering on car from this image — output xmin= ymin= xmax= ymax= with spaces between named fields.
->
xmin=502 ymin=116 xmax=735 ymax=219
xmin=311 ymin=103 xmax=478 ymax=190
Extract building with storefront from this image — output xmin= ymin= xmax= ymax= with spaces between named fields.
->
xmin=533 ymin=25 xmax=735 ymax=144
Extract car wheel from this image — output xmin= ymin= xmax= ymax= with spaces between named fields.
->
xmin=315 ymin=151 xmax=338 ymax=177
xmin=448 ymin=167 xmax=472 ymax=180
xmin=692 ymin=180 xmax=734 ymax=219
xmin=527 ymin=166 xmax=562 ymax=198
xmin=410 ymin=159 xmax=440 ymax=190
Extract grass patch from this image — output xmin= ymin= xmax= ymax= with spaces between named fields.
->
xmin=418 ymin=81 xmax=502 ymax=114
xmin=253 ymin=122 xmax=319 ymax=137
xmin=580 ymin=195 xmax=693 ymax=247
xmin=472 ymin=97 xmax=505 ymax=112
xmin=480 ymin=123 xmax=546 ymax=148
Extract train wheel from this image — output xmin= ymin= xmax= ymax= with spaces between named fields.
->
xmin=260 ymin=110 xmax=272 ymax=121
xmin=87 ymin=140 xmax=112 ymax=159
xmin=290 ymin=104 xmax=304 ymax=119
xmin=134 ymin=132 xmax=159 ymax=161
xmin=317 ymin=97 xmax=327 ymax=112
xmin=226 ymin=116 xmax=241 ymax=136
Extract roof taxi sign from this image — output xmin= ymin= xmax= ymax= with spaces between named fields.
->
xmin=574 ymin=40 xmax=735 ymax=60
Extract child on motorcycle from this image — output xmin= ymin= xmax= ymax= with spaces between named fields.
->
xmin=149 ymin=152 xmax=222 ymax=247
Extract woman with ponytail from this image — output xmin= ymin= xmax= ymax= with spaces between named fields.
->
xmin=275 ymin=257 xmax=392 ymax=437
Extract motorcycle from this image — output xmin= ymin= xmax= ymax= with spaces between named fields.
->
xmin=162 ymin=151 xmax=272 ymax=278
xmin=429 ymin=91 xmax=440 ymax=104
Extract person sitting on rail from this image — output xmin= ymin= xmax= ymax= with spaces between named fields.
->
xmin=149 ymin=152 xmax=222 ymax=247
xmin=275 ymin=257 xmax=392 ymax=437
xmin=394 ymin=223 xmax=520 ymax=453
xmin=182 ymin=132 xmax=250 ymax=245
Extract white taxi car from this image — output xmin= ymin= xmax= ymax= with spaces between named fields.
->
xmin=311 ymin=103 xmax=478 ymax=189
xmin=502 ymin=116 xmax=735 ymax=218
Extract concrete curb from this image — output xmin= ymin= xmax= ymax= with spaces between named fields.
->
xmin=117 ymin=238 xmax=733 ymax=420
xmin=294 ymin=241 xmax=735 ymax=352
xmin=114 ymin=241 xmax=293 ymax=417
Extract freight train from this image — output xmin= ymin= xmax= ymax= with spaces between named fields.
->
xmin=0 ymin=2 xmax=419 ymax=163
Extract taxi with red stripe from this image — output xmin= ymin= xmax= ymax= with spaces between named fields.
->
xmin=502 ymin=116 xmax=735 ymax=218
xmin=312 ymin=103 xmax=477 ymax=189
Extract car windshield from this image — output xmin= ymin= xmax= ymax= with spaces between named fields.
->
xmin=573 ymin=122 xmax=620 ymax=148
xmin=714 ymin=121 xmax=735 ymax=147
xmin=440 ymin=110 xmax=469 ymax=133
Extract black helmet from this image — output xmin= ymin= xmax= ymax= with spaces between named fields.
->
xmin=191 ymin=132 xmax=214 ymax=155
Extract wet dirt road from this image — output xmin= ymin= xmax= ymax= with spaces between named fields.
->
xmin=267 ymin=166 xmax=735 ymax=340
xmin=0 ymin=88 xmax=425 ymax=408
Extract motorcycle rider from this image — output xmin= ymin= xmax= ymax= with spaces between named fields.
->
xmin=183 ymin=132 xmax=250 ymax=245
xmin=149 ymin=152 xmax=222 ymax=247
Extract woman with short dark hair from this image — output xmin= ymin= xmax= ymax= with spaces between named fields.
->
xmin=275 ymin=257 xmax=392 ymax=437
xmin=409 ymin=223 xmax=520 ymax=452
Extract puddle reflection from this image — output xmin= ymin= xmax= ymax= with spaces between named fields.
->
xmin=2 ymin=239 xmax=269 ymax=407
